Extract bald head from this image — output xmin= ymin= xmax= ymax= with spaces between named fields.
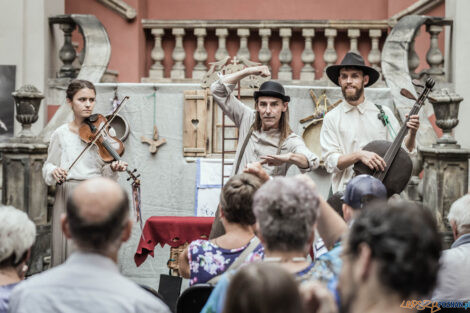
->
xmin=66 ymin=177 xmax=130 ymax=252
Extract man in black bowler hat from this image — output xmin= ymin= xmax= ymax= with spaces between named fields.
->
xmin=209 ymin=65 xmax=319 ymax=237
xmin=320 ymin=52 xmax=420 ymax=194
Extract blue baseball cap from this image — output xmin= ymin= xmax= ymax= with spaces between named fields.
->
xmin=342 ymin=175 xmax=387 ymax=209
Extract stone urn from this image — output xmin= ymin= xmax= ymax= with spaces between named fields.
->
xmin=12 ymin=85 xmax=44 ymax=137
xmin=428 ymin=88 xmax=463 ymax=147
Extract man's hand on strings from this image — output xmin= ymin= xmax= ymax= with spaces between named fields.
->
xmin=111 ymin=160 xmax=128 ymax=172
xmin=244 ymin=162 xmax=270 ymax=183
xmin=405 ymin=114 xmax=420 ymax=135
xmin=358 ymin=150 xmax=386 ymax=172
xmin=260 ymin=153 xmax=292 ymax=166
xmin=52 ymin=167 xmax=68 ymax=184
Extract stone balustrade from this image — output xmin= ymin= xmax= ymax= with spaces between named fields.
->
xmin=142 ymin=19 xmax=391 ymax=83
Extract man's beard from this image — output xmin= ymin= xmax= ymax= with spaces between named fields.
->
xmin=342 ymin=85 xmax=364 ymax=102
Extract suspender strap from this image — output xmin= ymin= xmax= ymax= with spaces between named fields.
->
xmin=374 ymin=103 xmax=396 ymax=138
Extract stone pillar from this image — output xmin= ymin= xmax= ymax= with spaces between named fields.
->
xmin=215 ymin=28 xmax=229 ymax=61
xmin=300 ymin=28 xmax=315 ymax=81
xmin=278 ymin=28 xmax=292 ymax=81
xmin=323 ymin=28 xmax=337 ymax=80
xmin=170 ymin=28 xmax=186 ymax=79
xmin=421 ymin=89 xmax=468 ymax=248
xmin=193 ymin=28 xmax=208 ymax=80
xmin=149 ymin=28 xmax=165 ymax=80
xmin=237 ymin=28 xmax=250 ymax=60
xmin=426 ymin=24 xmax=445 ymax=81
xmin=347 ymin=29 xmax=360 ymax=54
xmin=258 ymin=28 xmax=272 ymax=67
xmin=0 ymin=84 xmax=50 ymax=274
xmin=58 ymin=21 xmax=77 ymax=78
xmin=368 ymin=29 xmax=382 ymax=74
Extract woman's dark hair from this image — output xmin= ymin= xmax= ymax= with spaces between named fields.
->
xmin=347 ymin=200 xmax=442 ymax=298
xmin=219 ymin=173 xmax=262 ymax=226
xmin=223 ymin=263 xmax=303 ymax=313
xmin=66 ymin=79 xmax=96 ymax=100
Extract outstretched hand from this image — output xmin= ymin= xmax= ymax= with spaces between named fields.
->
xmin=260 ymin=153 xmax=292 ymax=166
xmin=248 ymin=65 xmax=270 ymax=77
xmin=244 ymin=162 xmax=270 ymax=183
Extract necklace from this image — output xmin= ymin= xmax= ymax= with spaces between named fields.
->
xmin=263 ymin=256 xmax=308 ymax=263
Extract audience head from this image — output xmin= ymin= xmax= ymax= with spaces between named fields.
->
xmin=339 ymin=200 xmax=441 ymax=312
xmin=223 ymin=263 xmax=303 ymax=313
xmin=0 ymin=206 xmax=36 ymax=272
xmin=64 ymin=177 xmax=131 ymax=256
xmin=447 ymin=194 xmax=470 ymax=240
xmin=219 ymin=173 xmax=262 ymax=226
xmin=341 ymin=175 xmax=387 ymax=223
xmin=253 ymin=176 xmax=320 ymax=253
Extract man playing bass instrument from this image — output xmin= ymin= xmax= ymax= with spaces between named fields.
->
xmin=320 ymin=52 xmax=420 ymax=194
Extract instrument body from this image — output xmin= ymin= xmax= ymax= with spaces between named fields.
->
xmin=79 ymin=114 xmax=125 ymax=163
xmin=353 ymin=78 xmax=435 ymax=196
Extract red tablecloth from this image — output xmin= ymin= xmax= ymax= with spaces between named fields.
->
xmin=134 ymin=216 xmax=215 ymax=267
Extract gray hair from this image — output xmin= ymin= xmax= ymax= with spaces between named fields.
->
xmin=253 ymin=176 xmax=320 ymax=252
xmin=448 ymin=194 xmax=470 ymax=234
xmin=0 ymin=206 xmax=36 ymax=265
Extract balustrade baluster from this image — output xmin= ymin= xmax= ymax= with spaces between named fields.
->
xmin=237 ymin=28 xmax=250 ymax=60
xmin=426 ymin=24 xmax=445 ymax=80
xmin=348 ymin=29 xmax=360 ymax=54
xmin=300 ymin=28 xmax=315 ymax=81
xmin=58 ymin=22 xmax=77 ymax=78
xmin=368 ymin=29 xmax=382 ymax=78
xmin=278 ymin=28 xmax=292 ymax=81
xmin=258 ymin=28 xmax=272 ymax=67
xmin=193 ymin=28 xmax=208 ymax=79
xmin=171 ymin=28 xmax=186 ymax=79
xmin=215 ymin=28 xmax=229 ymax=61
xmin=323 ymin=28 xmax=337 ymax=80
xmin=150 ymin=28 xmax=165 ymax=79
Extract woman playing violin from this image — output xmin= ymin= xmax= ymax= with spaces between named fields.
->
xmin=42 ymin=79 xmax=127 ymax=267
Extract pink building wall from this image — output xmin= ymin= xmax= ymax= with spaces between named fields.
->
xmin=65 ymin=0 xmax=445 ymax=82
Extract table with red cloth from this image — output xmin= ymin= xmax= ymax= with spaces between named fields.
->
xmin=134 ymin=216 xmax=215 ymax=267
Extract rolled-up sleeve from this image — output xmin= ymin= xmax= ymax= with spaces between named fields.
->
xmin=287 ymin=136 xmax=319 ymax=172
xmin=320 ymin=116 xmax=342 ymax=174
xmin=210 ymin=79 xmax=252 ymax=127
xmin=42 ymin=131 xmax=61 ymax=186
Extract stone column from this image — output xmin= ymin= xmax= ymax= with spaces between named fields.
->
xmin=323 ymin=28 xmax=337 ymax=80
xmin=421 ymin=89 xmax=468 ymax=248
xmin=300 ymin=28 xmax=315 ymax=81
xmin=58 ymin=22 xmax=77 ymax=78
xmin=237 ymin=28 xmax=250 ymax=60
xmin=347 ymin=29 xmax=360 ymax=54
xmin=193 ymin=28 xmax=208 ymax=80
xmin=368 ymin=29 xmax=382 ymax=74
xmin=258 ymin=28 xmax=272 ymax=67
xmin=215 ymin=28 xmax=229 ymax=61
xmin=426 ymin=24 xmax=445 ymax=81
xmin=171 ymin=28 xmax=186 ymax=79
xmin=278 ymin=28 xmax=292 ymax=81
xmin=149 ymin=28 xmax=165 ymax=80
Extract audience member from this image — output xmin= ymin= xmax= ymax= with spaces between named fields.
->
xmin=0 ymin=206 xmax=36 ymax=313
xmin=338 ymin=200 xmax=441 ymax=313
xmin=201 ymin=175 xmax=347 ymax=313
xmin=223 ymin=263 xmax=304 ymax=313
xmin=9 ymin=177 xmax=170 ymax=313
xmin=341 ymin=174 xmax=387 ymax=224
xmin=179 ymin=173 xmax=262 ymax=285
xmin=432 ymin=194 xmax=470 ymax=301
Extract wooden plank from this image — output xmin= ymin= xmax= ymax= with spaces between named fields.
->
xmin=196 ymin=89 xmax=207 ymax=156
xmin=184 ymin=95 xmax=205 ymax=100
xmin=183 ymin=148 xmax=206 ymax=153
xmin=183 ymin=90 xmax=197 ymax=156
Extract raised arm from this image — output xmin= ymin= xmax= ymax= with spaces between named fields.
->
xmin=220 ymin=65 xmax=270 ymax=85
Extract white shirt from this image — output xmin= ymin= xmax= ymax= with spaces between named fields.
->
xmin=42 ymin=123 xmax=117 ymax=186
xmin=320 ymin=99 xmax=402 ymax=193
xmin=9 ymin=252 xmax=170 ymax=313
xmin=211 ymin=80 xmax=319 ymax=176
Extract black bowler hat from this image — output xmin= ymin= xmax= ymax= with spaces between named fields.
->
xmin=326 ymin=52 xmax=380 ymax=87
xmin=254 ymin=81 xmax=290 ymax=102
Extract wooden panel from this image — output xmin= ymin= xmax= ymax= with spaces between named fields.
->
xmin=183 ymin=90 xmax=208 ymax=157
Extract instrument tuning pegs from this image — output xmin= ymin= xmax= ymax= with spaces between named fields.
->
xmin=400 ymin=88 xmax=417 ymax=101
xmin=425 ymin=77 xmax=435 ymax=89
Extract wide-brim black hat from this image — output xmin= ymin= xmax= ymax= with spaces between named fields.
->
xmin=326 ymin=52 xmax=380 ymax=87
xmin=254 ymin=81 xmax=290 ymax=102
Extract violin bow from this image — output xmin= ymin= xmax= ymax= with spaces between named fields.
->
xmin=66 ymin=96 xmax=130 ymax=173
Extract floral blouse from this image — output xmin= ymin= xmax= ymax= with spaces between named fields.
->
xmin=187 ymin=237 xmax=258 ymax=286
